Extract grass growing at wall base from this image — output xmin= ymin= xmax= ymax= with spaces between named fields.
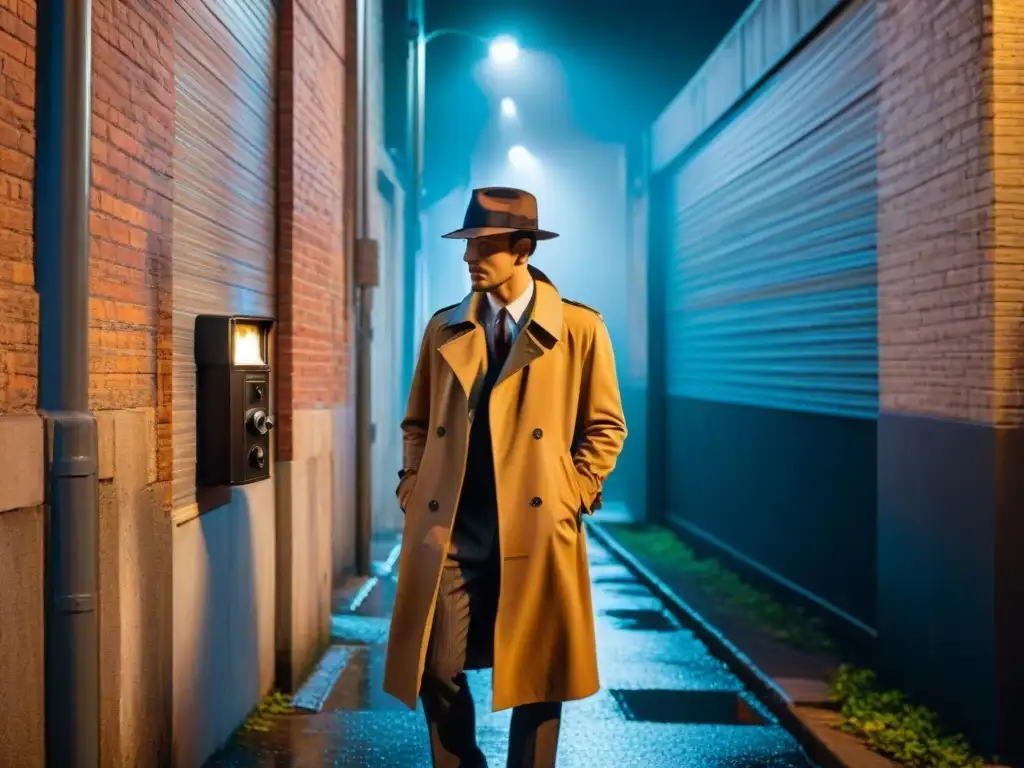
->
xmin=602 ymin=523 xmax=989 ymax=768
xmin=602 ymin=523 xmax=833 ymax=653
xmin=242 ymin=691 xmax=295 ymax=733
xmin=829 ymin=666 xmax=985 ymax=768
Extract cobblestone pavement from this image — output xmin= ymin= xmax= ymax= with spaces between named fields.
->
xmin=205 ymin=531 xmax=816 ymax=767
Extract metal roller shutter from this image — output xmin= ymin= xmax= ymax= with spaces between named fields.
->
xmin=171 ymin=0 xmax=277 ymax=511
xmin=666 ymin=0 xmax=878 ymax=421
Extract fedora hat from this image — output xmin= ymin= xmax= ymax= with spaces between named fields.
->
xmin=442 ymin=186 xmax=559 ymax=241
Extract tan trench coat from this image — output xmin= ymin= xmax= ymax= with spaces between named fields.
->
xmin=382 ymin=266 xmax=627 ymax=712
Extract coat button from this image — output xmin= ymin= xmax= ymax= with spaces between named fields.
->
xmin=530 ymin=496 xmax=542 ymax=507
xmin=428 ymin=500 xmax=439 ymax=511
xmin=532 ymin=428 xmax=543 ymax=439
xmin=436 ymin=426 xmax=446 ymax=437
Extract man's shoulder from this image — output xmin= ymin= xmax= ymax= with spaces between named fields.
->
xmin=430 ymin=302 xmax=459 ymax=320
xmin=560 ymin=297 xmax=603 ymax=326
xmin=422 ymin=302 xmax=460 ymax=341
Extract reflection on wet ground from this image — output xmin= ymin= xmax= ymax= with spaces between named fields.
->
xmin=205 ymin=532 xmax=817 ymax=767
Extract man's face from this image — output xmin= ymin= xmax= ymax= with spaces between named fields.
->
xmin=463 ymin=234 xmax=525 ymax=291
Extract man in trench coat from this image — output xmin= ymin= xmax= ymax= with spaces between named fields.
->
xmin=383 ymin=186 xmax=627 ymax=767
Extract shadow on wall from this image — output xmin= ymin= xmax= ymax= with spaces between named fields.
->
xmin=174 ymin=485 xmax=272 ymax=767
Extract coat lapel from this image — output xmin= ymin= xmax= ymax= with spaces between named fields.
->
xmin=439 ymin=266 xmax=565 ymax=397
xmin=437 ymin=292 xmax=487 ymax=403
xmin=494 ymin=267 xmax=564 ymax=390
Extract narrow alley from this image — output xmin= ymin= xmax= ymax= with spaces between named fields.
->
xmin=205 ymin=533 xmax=814 ymax=767
xmin=3 ymin=0 xmax=1023 ymax=766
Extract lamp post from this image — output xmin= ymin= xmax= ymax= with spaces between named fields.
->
xmin=402 ymin=11 xmax=518 ymax=395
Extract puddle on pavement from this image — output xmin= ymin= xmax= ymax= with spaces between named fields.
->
xmin=602 ymin=607 xmax=678 ymax=631
xmin=323 ymin=646 xmax=407 ymax=712
xmin=592 ymin=574 xmax=648 ymax=588
xmin=331 ymin=614 xmax=390 ymax=644
xmin=610 ymin=688 xmax=768 ymax=726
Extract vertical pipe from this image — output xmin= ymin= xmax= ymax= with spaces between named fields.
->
xmin=35 ymin=1 xmax=100 ymax=767
xmin=355 ymin=291 xmax=373 ymax=577
xmin=415 ymin=0 xmax=425 ymax=204
xmin=402 ymin=0 xmax=421 ymax=397
xmin=354 ymin=0 xmax=374 ymax=576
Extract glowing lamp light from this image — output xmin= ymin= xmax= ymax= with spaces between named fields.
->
xmin=500 ymin=97 xmax=517 ymax=118
xmin=232 ymin=323 xmax=266 ymax=366
xmin=489 ymin=36 xmax=519 ymax=65
xmin=508 ymin=145 xmax=532 ymax=167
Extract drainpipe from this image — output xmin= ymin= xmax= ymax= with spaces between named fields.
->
xmin=35 ymin=2 xmax=100 ymax=768
xmin=354 ymin=0 xmax=378 ymax=576
xmin=402 ymin=0 xmax=422 ymax=399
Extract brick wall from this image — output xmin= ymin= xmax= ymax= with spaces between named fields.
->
xmin=276 ymin=0 xmax=349 ymax=462
xmin=992 ymin=0 xmax=1024 ymax=427
xmin=0 ymin=0 xmax=37 ymax=414
xmin=876 ymin=0 xmax=996 ymax=424
xmin=876 ymin=2 xmax=1024 ymax=758
xmin=0 ymin=0 xmax=173 ymax=480
xmin=91 ymin=0 xmax=174 ymax=487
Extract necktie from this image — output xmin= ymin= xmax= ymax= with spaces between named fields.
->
xmin=493 ymin=308 xmax=511 ymax=362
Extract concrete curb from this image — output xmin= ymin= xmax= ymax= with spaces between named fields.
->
xmin=587 ymin=520 xmax=850 ymax=768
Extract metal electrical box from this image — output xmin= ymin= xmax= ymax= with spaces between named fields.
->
xmin=194 ymin=315 xmax=276 ymax=487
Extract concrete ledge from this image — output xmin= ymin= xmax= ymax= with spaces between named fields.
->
xmin=587 ymin=520 xmax=871 ymax=768
xmin=0 ymin=410 xmax=146 ymax=514
xmin=0 ymin=504 xmax=44 ymax=767
xmin=0 ymin=415 xmax=44 ymax=513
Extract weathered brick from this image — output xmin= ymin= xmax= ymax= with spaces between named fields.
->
xmin=992 ymin=0 xmax=1024 ymax=426
xmin=1 ymin=0 xmax=354 ymax=468
xmin=877 ymin=0 xmax=999 ymax=424
xmin=275 ymin=0 xmax=352 ymax=461
xmin=879 ymin=0 xmax=1024 ymax=427
xmin=0 ymin=0 xmax=34 ymax=414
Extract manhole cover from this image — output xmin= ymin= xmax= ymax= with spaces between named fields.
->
xmin=609 ymin=689 xmax=767 ymax=725
xmin=602 ymin=608 xmax=677 ymax=631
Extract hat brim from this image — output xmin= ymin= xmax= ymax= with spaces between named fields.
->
xmin=441 ymin=226 xmax=559 ymax=241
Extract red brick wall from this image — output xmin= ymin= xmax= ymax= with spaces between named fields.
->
xmin=276 ymin=0 xmax=350 ymax=461
xmin=0 ymin=0 xmax=37 ymax=415
xmin=1 ymin=0 xmax=353 ymax=470
xmin=992 ymin=1 xmax=1024 ymax=427
xmin=876 ymin=0 xmax=996 ymax=424
xmin=0 ymin=0 xmax=174 ymax=485
xmin=90 ymin=0 xmax=174 ymax=487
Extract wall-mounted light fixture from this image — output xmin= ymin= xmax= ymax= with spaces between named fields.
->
xmin=194 ymin=315 xmax=276 ymax=487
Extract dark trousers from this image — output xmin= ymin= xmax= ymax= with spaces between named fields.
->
xmin=421 ymin=551 xmax=562 ymax=767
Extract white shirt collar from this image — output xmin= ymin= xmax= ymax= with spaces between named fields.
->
xmin=486 ymin=280 xmax=534 ymax=325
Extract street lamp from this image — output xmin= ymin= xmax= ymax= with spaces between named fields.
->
xmin=508 ymin=145 xmax=531 ymax=167
xmin=403 ymin=10 xmax=519 ymax=393
xmin=489 ymin=35 xmax=519 ymax=64
xmin=501 ymin=97 xmax=517 ymax=118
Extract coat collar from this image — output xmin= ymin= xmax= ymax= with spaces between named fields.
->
xmin=438 ymin=265 xmax=564 ymax=401
xmin=441 ymin=265 xmax=563 ymax=338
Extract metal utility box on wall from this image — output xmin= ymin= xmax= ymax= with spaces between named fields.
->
xmin=194 ymin=315 xmax=276 ymax=487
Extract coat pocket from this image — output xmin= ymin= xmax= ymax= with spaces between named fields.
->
xmin=396 ymin=471 xmax=418 ymax=512
xmin=559 ymin=453 xmax=585 ymax=525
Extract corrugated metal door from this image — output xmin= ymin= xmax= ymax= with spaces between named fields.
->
xmin=172 ymin=0 xmax=277 ymax=515
xmin=667 ymin=0 xmax=877 ymax=419
xmin=657 ymin=0 xmax=878 ymax=625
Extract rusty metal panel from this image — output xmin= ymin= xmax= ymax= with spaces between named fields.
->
xmin=664 ymin=0 xmax=878 ymax=419
xmin=171 ymin=0 xmax=277 ymax=510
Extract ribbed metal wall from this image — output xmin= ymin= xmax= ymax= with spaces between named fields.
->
xmin=666 ymin=0 xmax=878 ymax=420
xmin=172 ymin=0 xmax=277 ymax=511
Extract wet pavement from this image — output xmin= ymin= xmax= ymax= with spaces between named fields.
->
xmin=205 ymin=531 xmax=817 ymax=767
